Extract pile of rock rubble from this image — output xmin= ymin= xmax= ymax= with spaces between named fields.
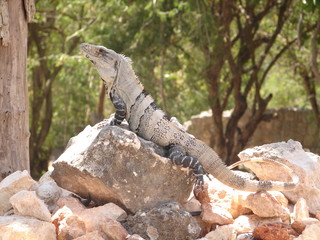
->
xmin=1 ymin=120 xmax=320 ymax=240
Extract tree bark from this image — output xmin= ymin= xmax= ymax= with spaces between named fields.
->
xmin=0 ymin=0 xmax=35 ymax=180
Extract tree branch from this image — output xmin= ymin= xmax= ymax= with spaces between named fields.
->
xmin=257 ymin=0 xmax=291 ymax=70
xmin=259 ymin=37 xmax=297 ymax=86
xmin=66 ymin=18 xmax=96 ymax=42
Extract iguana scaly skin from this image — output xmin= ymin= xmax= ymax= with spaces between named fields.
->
xmin=80 ymin=43 xmax=298 ymax=192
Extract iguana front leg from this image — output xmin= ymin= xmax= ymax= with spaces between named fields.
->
xmin=167 ymin=144 xmax=207 ymax=191
xmin=110 ymin=91 xmax=126 ymax=125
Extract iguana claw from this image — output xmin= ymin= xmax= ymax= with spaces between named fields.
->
xmin=110 ymin=118 xmax=120 ymax=126
xmin=194 ymin=174 xmax=205 ymax=193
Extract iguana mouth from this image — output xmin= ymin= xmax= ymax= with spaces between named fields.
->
xmin=80 ymin=43 xmax=88 ymax=53
xmin=80 ymin=43 xmax=97 ymax=57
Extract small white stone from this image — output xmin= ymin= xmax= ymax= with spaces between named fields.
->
xmin=9 ymin=190 xmax=51 ymax=222
xmin=0 ymin=170 xmax=37 ymax=215
xmin=36 ymin=181 xmax=62 ymax=205
xmin=293 ymin=198 xmax=309 ymax=221
xmin=0 ymin=215 xmax=56 ymax=240
xmin=233 ymin=214 xmax=282 ymax=234
xmin=205 ymin=224 xmax=236 ymax=240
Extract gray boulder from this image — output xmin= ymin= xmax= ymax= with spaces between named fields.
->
xmin=125 ymin=201 xmax=201 ymax=240
xmin=51 ymin=120 xmax=194 ymax=213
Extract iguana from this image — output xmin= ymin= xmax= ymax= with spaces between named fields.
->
xmin=80 ymin=43 xmax=298 ymax=192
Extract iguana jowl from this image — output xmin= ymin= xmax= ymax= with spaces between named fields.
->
xmin=80 ymin=43 xmax=298 ymax=192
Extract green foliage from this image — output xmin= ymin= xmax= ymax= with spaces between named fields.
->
xmin=262 ymin=66 xmax=308 ymax=108
xmin=301 ymin=0 xmax=320 ymax=12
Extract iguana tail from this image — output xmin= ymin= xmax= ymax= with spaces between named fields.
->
xmin=188 ymin=139 xmax=298 ymax=191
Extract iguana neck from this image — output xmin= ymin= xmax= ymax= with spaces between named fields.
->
xmin=111 ymin=60 xmax=144 ymax=113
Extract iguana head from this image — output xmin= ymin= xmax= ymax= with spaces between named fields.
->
xmin=80 ymin=43 xmax=121 ymax=89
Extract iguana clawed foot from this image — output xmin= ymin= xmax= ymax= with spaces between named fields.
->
xmin=194 ymin=169 xmax=212 ymax=194
xmin=167 ymin=144 xmax=210 ymax=192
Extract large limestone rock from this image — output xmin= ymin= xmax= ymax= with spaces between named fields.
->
xmin=0 ymin=170 xmax=37 ymax=215
xmin=51 ymin=120 xmax=194 ymax=213
xmin=125 ymin=201 xmax=201 ymax=240
xmin=238 ymin=140 xmax=320 ymax=214
xmin=0 ymin=215 xmax=56 ymax=240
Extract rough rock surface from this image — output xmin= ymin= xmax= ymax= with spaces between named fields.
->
xmin=233 ymin=215 xmax=282 ymax=234
xmin=204 ymin=224 xmax=236 ymax=240
xmin=0 ymin=170 xmax=37 ymax=215
xmin=36 ymin=180 xmax=62 ymax=207
xmin=291 ymin=218 xmax=320 ymax=234
xmin=52 ymin=204 xmax=129 ymax=240
xmin=9 ymin=190 xmax=51 ymax=221
xmin=239 ymin=140 xmax=320 ymax=214
xmin=56 ymin=196 xmax=128 ymax=222
xmin=51 ymin=206 xmax=87 ymax=239
xmin=201 ymin=203 xmax=234 ymax=225
xmin=0 ymin=215 xmax=56 ymax=240
xmin=51 ymin=121 xmax=194 ymax=213
xmin=79 ymin=202 xmax=127 ymax=224
xmin=182 ymin=196 xmax=202 ymax=213
xmin=295 ymin=222 xmax=320 ymax=240
xmin=235 ymin=232 xmax=255 ymax=240
xmin=125 ymin=201 xmax=201 ymax=240
xmin=253 ymin=223 xmax=299 ymax=240
xmin=100 ymin=218 xmax=129 ymax=240
xmin=196 ymin=175 xmax=251 ymax=221
xmin=74 ymin=231 xmax=104 ymax=240
xmin=241 ymin=191 xmax=289 ymax=218
xmin=293 ymin=198 xmax=309 ymax=221
xmin=127 ymin=234 xmax=146 ymax=240
xmin=1 ymin=140 xmax=320 ymax=239
xmin=52 ymin=199 xmax=129 ymax=239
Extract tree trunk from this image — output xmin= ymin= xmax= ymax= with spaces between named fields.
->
xmin=0 ymin=0 xmax=35 ymax=180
